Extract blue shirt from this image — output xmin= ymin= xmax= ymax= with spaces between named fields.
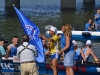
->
xmin=9 ymin=44 xmax=17 ymax=57
xmin=85 ymin=23 xmax=92 ymax=31
xmin=75 ymin=48 xmax=81 ymax=61
xmin=60 ymin=34 xmax=74 ymax=54
xmin=44 ymin=48 xmax=47 ymax=54
xmin=95 ymin=13 xmax=100 ymax=24
xmin=0 ymin=46 xmax=6 ymax=62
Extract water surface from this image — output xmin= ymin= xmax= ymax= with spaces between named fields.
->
xmin=0 ymin=0 xmax=100 ymax=61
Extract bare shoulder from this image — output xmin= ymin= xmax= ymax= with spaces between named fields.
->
xmin=87 ymin=47 xmax=93 ymax=53
xmin=80 ymin=49 xmax=83 ymax=51
xmin=7 ymin=45 xmax=11 ymax=50
xmin=80 ymin=48 xmax=84 ymax=53
xmin=88 ymin=47 xmax=92 ymax=50
xmin=81 ymin=47 xmax=85 ymax=50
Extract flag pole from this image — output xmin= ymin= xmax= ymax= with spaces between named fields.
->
xmin=13 ymin=4 xmax=15 ymax=7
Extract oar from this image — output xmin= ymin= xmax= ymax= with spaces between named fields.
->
xmin=76 ymin=60 xmax=100 ymax=64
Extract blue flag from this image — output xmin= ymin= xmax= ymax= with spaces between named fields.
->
xmin=14 ymin=6 xmax=45 ymax=63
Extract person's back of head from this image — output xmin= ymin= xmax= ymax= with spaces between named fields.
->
xmin=22 ymin=34 xmax=29 ymax=42
xmin=86 ymin=40 xmax=91 ymax=48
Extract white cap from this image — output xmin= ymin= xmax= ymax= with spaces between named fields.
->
xmin=50 ymin=27 xmax=57 ymax=33
xmin=72 ymin=40 xmax=77 ymax=45
xmin=86 ymin=40 xmax=91 ymax=45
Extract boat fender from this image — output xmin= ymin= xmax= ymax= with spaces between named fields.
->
xmin=82 ymin=32 xmax=91 ymax=36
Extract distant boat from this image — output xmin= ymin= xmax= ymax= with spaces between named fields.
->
xmin=45 ymin=25 xmax=100 ymax=41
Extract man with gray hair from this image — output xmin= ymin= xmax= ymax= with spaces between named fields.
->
xmin=17 ymin=34 xmax=38 ymax=75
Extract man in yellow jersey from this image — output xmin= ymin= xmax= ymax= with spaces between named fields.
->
xmin=39 ymin=26 xmax=60 ymax=75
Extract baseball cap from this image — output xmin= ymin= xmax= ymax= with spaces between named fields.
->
xmin=50 ymin=27 xmax=57 ymax=33
xmin=72 ymin=40 xmax=77 ymax=45
xmin=0 ymin=37 xmax=8 ymax=43
xmin=86 ymin=40 xmax=91 ymax=45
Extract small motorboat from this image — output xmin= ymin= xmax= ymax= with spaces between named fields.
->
xmin=45 ymin=25 xmax=100 ymax=41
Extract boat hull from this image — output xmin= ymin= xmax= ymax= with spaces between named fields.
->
xmin=46 ymin=31 xmax=100 ymax=41
xmin=1 ymin=60 xmax=100 ymax=75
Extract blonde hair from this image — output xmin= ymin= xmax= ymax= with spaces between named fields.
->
xmin=63 ymin=24 xmax=72 ymax=37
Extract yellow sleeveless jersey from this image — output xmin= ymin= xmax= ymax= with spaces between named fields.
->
xmin=49 ymin=35 xmax=60 ymax=54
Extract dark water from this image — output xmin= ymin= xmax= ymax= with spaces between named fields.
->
xmin=0 ymin=0 xmax=100 ymax=61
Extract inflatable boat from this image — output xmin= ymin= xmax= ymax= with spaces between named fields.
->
xmin=45 ymin=25 xmax=100 ymax=41
xmin=1 ymin=58 xmax=100 ymax=75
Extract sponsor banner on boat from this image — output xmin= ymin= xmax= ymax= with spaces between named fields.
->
xmin=1 ymin=59 xmax=100 ymax=74
xmin=1 ymin=60 xmax=20 ymax=72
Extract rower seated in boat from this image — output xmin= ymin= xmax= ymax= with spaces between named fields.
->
xmin=7 ymin=36 xmax=19 ymax=58
xmin=72 ymin=40 xmax=86 ymax=63
xmin=82 ymin=40 xmax=99 ymax=63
